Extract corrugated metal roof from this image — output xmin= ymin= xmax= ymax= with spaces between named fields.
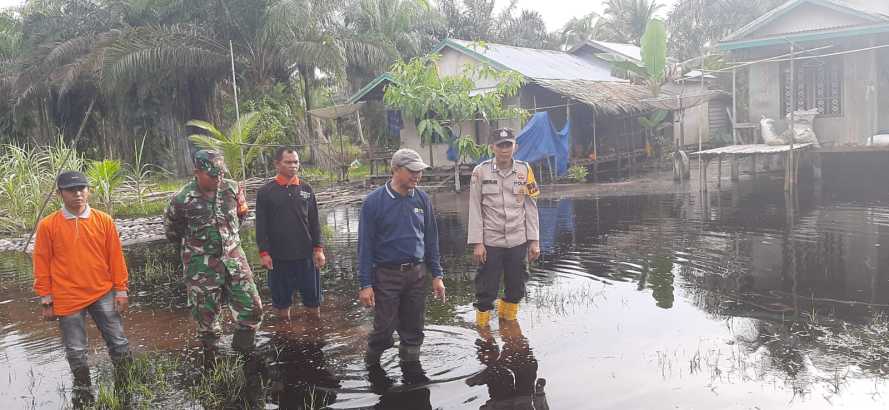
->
xmin=585 ymin=40 xmax=642 ymax=63
xmin=444 ymin=39 xmax=622 ymax=81
xmin=724 ymin=0 xmax=888 ymax=42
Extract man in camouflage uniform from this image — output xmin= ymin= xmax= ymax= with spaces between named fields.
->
xmin=164 ymin=150 xmax=264 ymax=367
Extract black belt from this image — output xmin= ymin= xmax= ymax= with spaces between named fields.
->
xmin=378 ymin=261 xmax=423 ymax=272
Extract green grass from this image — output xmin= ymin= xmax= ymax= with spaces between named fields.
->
xmin=112 ymin=199 xmax=168 ymax=218
xmin=78 ymin=351 xmax=269 ymax=409
xmin=152 ymin=177 xmax=189 ymax=193
xmin=186 ymin=355 xmax=267 ymax=409
xmin=86 ymin=353 xmax=180 ymax=410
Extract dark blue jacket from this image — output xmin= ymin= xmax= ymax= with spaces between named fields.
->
xmin=357 ymin=183 xmax=443 ymax=288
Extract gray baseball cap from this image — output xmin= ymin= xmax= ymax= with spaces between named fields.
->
xmin=391 ymin=148 xmax=430 ymax=171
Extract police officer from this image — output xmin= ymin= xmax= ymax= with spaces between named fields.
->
xmin=164 ymin=150 xmax=264 ymax=368
xmin=468 ymin=128 xmax=540 ymax=327
xmin=357 ymin=148 xmax=446 ymax=386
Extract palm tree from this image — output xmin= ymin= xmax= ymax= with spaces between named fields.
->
xmin=0 ymin=10 xmax=21 ymax=137
xmin=556 ymin=12 xmax=601 ymax=51
xmin=345 ymin=0 xmax=441 ymax=61
xmin=667 ymin=0 xmax=785 ymax=61
xmin=496 ymin=9 xmax=551 ymax=49
xmin=598 ymin=0 xmax=664 ymax=45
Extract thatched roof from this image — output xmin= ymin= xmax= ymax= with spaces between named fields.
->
xmin=533 ymin=79 xmax=654 ymax=114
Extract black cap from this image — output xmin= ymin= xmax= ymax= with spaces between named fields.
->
xmin=57 ymin=171 xmax=89 ymax=189
xmin=491 ymin=128 xmax=517 ymax=145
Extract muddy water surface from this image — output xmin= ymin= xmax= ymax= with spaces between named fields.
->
xmin=3 ymin=174 xmax=889 ymax=409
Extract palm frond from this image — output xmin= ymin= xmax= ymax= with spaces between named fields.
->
xmin=103 ymin=24 xmax=227 ymax=85
xmin=186 ymin=120 xmax=226 ymax=141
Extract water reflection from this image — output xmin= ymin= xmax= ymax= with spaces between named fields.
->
xmin=374 ymin=386 xmax=432 ymax=410
xmin=5 ymin=172 xmax=889 ymax=408
xmin=264 ymin=323 xmax=340 ymax=409
xmin=466 ymin=320 xmax=548 ymax=410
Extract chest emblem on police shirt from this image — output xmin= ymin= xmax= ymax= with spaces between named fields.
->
xmin=299 ymin=191 xmax=312 ymax=200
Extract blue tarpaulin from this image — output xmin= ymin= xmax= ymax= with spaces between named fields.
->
xmin=446 ymin=111 xmax=570 ymax=174
xmin=515 ymin=112 xmax=570 ymax=176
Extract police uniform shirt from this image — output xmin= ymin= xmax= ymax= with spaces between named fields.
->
xmin=467 ymin=159 xmax=540 ymax=248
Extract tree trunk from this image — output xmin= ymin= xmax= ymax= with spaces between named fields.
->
xmin=298 ymin=66 xmax=316 ymax=163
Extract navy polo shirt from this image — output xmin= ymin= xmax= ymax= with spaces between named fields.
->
xmin=357 ymin=182 xmax=443 ymax=288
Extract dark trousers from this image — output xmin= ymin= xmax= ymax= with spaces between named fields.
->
xmin=367 ymin=264 xmax=427 ymax=354
xmin=474 ymin=243 xmax=529 ymax=311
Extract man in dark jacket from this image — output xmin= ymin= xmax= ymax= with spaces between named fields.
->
xmin=357 ymin=148 xmax=446 ymax=386
xmin=256 ymin=147 xmax=326 ymax=321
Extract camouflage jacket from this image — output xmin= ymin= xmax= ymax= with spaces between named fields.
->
xmin=164 ymin=178 xmax=250 ymax=277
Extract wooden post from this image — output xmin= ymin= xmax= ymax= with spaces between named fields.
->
xmin=628 ymin=117 xmax=635 ymax=177
xmin=784 ymin=151 xmax=792 ymax=192
xmin=592 ymin=111 xmax=599 ymax=183
xmin=751 ymin=153 xmax=757 ymax=180
xmin=732 ymin=67 xmax=738 ymax=145
xmin=813 ymin=152 xmax=822 ymax=181
xmin=785 ymin=41 xmax=796 ymax=193
xmin=701 ymin=158 xmax=709 ymax=193
xmin=731 ymin=155 xmax=740 ymax=181
xmin=617 ymin=119 xmax=623 ymax=180
xmin=355 ymin=109 xmax=366 ymax=144
xmin=368 ymin=139 xmax=375 ymax=176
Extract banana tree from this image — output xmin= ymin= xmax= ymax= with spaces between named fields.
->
xmin=187 ymin=111 xmax=274 ymax=180
xmin=599 ymin=18 xmax=667 ymax=96
xmin=598 ymin=19 xmax=686 ymax=178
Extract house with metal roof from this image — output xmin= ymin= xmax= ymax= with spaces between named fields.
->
xmin=350 ymin=38 xmax=658 ymax=178
xmin=719 ymin=0 xmax=889 ymax=148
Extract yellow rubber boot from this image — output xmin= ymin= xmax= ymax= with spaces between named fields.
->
xmin=498 ymin=300 xmax=519 ymax=321
xmin=476 ymin=310 xmax=492 ymax=327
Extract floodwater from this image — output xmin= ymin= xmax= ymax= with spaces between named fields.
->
xmin=4 ymin=167 xmax=889 ymax=409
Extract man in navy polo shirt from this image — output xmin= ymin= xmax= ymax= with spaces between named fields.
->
xmin=357 ymin=148 xmax=446 ymax=386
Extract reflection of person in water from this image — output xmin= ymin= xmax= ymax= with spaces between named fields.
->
xmin=374 ymin=387 xmax=433 ymax=410
xmin=466 ymin=319 xmax=549 ymax=410
xmin=266 ymin=328 xmax=340 ymax=409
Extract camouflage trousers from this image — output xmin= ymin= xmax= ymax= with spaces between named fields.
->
xmin=186 ymin=252 xmax=264 ymax=342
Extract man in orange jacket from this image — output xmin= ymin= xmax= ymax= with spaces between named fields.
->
xmin=32 ymin=171 xmax=131 ymax=406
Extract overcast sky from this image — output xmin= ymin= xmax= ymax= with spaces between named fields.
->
xmin=0 ymin=0 xmax=680 ymax=31
xmin=0 ymin=0 xmax=20 ymax=10
xmin=515 ymin=0 xmax=679 ymax=30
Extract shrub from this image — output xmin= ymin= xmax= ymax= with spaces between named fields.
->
xmin=567 ymin=165 xmax=589 ymax=182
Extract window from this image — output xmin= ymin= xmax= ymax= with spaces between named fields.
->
xmin=781 ymin=58 xmax=843 ymax=117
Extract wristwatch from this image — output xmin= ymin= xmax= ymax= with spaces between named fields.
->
xmin=41 ymin=301 xmax=53 ymax=307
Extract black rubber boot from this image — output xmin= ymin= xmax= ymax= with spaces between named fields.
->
xmin=367 ymin=363 xmax=394 ymax=394
xmin=233 ymin=328 xmax=263 ymax=408
xmin=71 ymin=366 xmax=94 ymax=409
xmin=364 ymin=349 xmax=383 ymax=367
xmin=200 ymin=332 xmax=221 ymax=371
xmin=398 ymin=345 xmax=430 ymax=385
